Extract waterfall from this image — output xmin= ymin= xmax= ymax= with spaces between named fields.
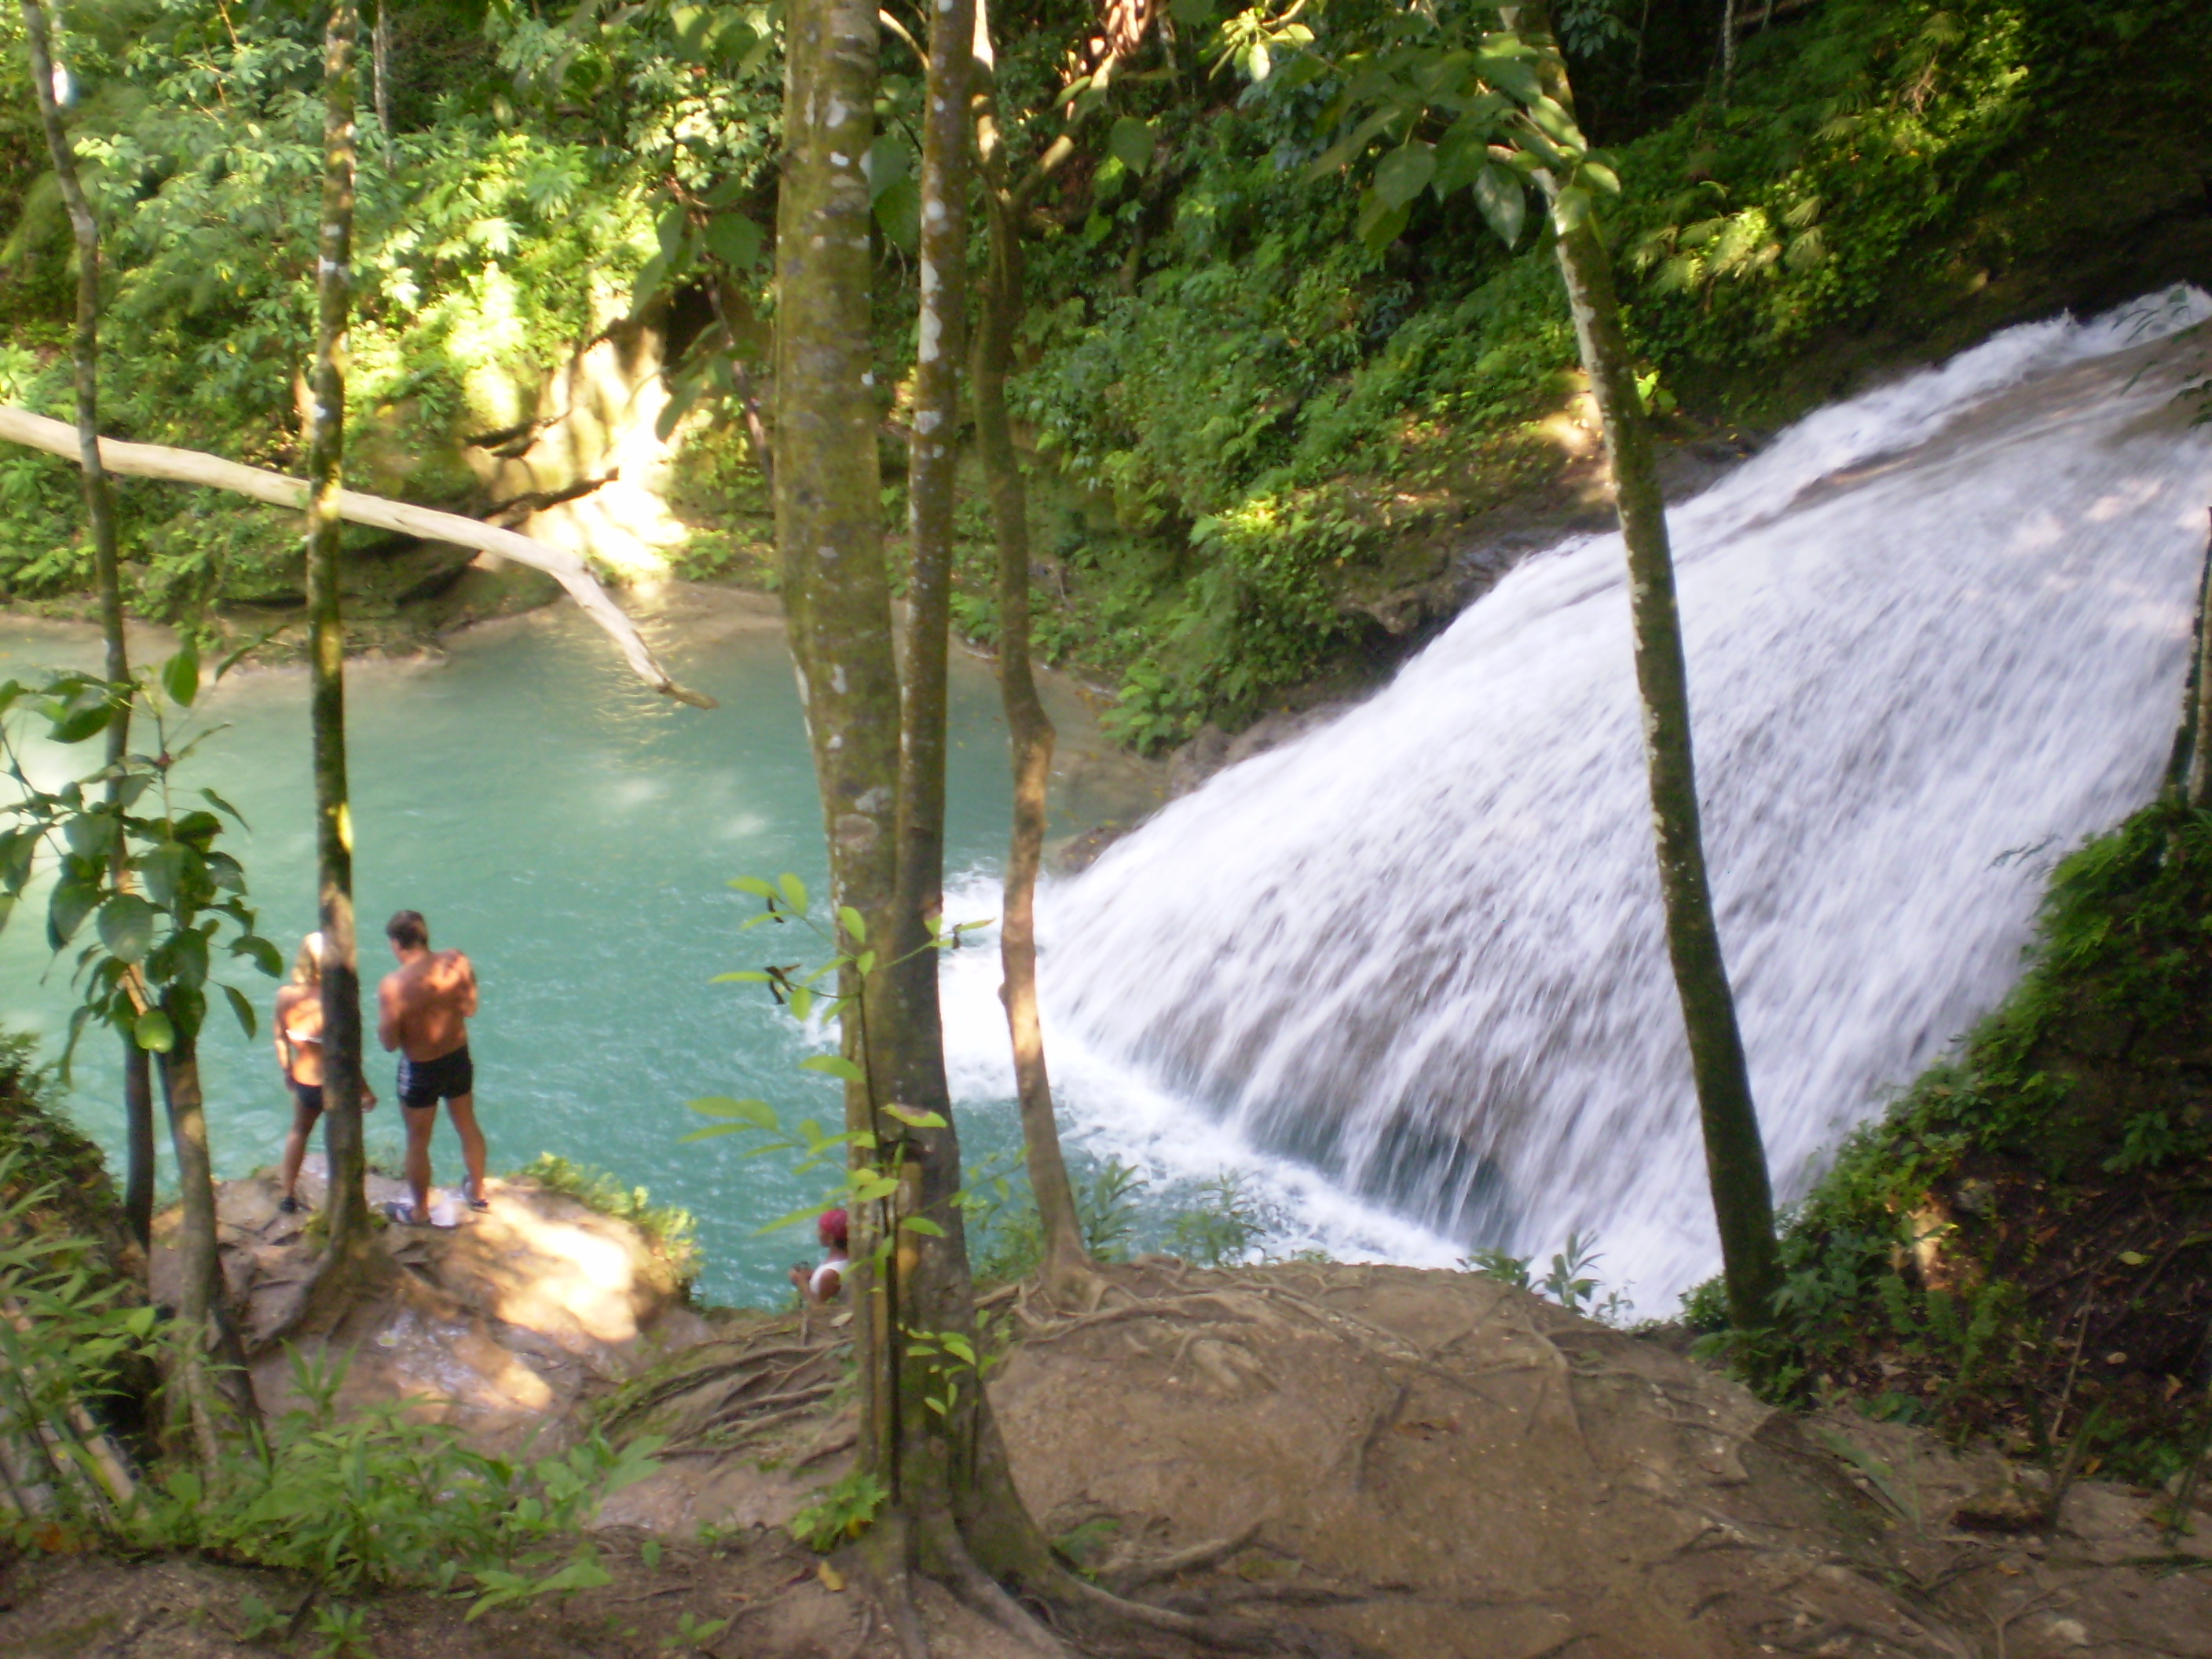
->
xmin=943 ymin=291 xmax=2212 ymax=1309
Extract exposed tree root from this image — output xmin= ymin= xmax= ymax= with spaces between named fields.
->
xmin=923 ymin=1509 xmax=1076 ymax=1658
xmin=1102 ymin=1522 xmax=1262 ymax=1594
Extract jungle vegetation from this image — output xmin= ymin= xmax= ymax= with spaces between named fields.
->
xmin=1 ymin=0 xmax=2204 ymax=746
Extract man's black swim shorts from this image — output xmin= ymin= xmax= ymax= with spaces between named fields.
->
xmin=397 ymin=1046 xmax=473 ymax=1108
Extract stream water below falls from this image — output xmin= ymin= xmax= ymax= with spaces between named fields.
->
xmin=969 ymin=291 xmax=2212 ymax=1312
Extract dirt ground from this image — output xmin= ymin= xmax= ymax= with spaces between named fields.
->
xmin=10 ymin=1197 xmax=2212 ymax=1659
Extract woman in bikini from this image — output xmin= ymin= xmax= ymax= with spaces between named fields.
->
xmin=274 ymin=932 xmax=375 ymax=1214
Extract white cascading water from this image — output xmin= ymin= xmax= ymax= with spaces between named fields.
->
xmin=943 ymin=290 xmax=2212 ymax=1309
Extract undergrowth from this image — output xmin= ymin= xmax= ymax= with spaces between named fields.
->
xmin=1 ymin=1038 xmax=664 ymax=1623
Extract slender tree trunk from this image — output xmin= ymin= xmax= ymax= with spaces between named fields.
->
xmin=969 ymin=26 xmax=1091 ymax=1298
xmin=156 ymin=1023 xmax=258 ymax=1456
xmin=2188 ymin=513 xmax=2212 ymax=808
xmin=892 ymin=0 xmax=974 ymax=960
xmin=1527 ymin=8 xmax=1778 ymax=1328
xmin=16 ymin=0 xmax=156 ymax=1256
xmin=371 ymin=0 xmax=391 ymax=138
xmin=307 ymin=0 xmax=372 ymax=1264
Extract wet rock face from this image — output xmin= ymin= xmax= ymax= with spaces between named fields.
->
xmin=159 ymin=1169 xmax=709 ymax=1456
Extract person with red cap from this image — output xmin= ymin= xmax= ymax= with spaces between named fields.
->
xmin=791 ymin=1208 xmax=850 ymax=1304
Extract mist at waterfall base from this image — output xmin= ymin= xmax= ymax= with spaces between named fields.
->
xmin=940 ymin=292 xmax=2212 ymax=1315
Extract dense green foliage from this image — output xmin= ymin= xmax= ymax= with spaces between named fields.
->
xmin=1697 ymin=800 xmax=2212 ymax=1485
xmin=2 ymin=0 xmax=2207 ymax=735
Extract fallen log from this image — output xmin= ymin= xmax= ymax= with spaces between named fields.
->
xmin=0 ymin=405 xmax=717 ymax=709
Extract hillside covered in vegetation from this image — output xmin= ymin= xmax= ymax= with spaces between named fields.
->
xmin=4 ymin=0 xmax=2208 ymax=742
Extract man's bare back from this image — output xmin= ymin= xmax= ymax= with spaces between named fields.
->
xmin=378 ymin=947 xmax=478 ymax=1061
xmin=376 ymin=910 xmax=487 ymax=1223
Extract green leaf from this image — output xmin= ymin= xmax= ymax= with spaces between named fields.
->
xmin=46 ymin=698 xmax=112 ymax=745
xmin=153 ymin=926 xmax=210 ymax=990
xmin=1551 ymin=183 xmax=1593 ymax=233
xmin=787 ymin=985 xmax=815 ymax=1023
xmin=133 ymin=1008 xmax=175 ymax=1053
xmin=703 ymin=214 xmax=764 ymax=269
xmin=200 ymin=788 xmax=247 ymax=827
xmin=688 ymin=1095 xmax=778 ymax=1127
xmin=800 ymin=1054 xmax=864 ymax=1083
xmin=1372 ymin=141 xmax=1437 ymax=211
xmin=898 ymin=1215 xmax=945 ymax=1236
xmin=161 ymin=643 xmax=201 ymax=708
xmin=47 ymin=880 xmax=100 ymax=949
xmin=96 ymin=894 xmax=158 ymax=965
xmin=882 ymin=1104 xmax=947 ymax=1129
xmin=1357 ymin=191 xmax=1413 ymax=252
xmin=231 ymin=934 xmax=283 ymax=977
xmin=1577 ymin=157 xmax=1621 ymax=196
xmin=1472 ymin=163 xmax=1527 ymax=246
xmin=753 ymin=1199 xmax=844 ymax=1237
xmin=837 ymin=906 xmax=867 ymax=945
xmin=711 ymin=969 xmax=773 ymax=983
xmin=778 ymin=873 xmax=811 ymax=910
xmin=873 ymin=174 xmax=920 ymax=254
xmin=223 ymin=983 xmax=256 ymax=1038
xmin=864 ymin=136 xmax=910 ymax=202
xmin=1108 ymin=116 xmax=1155 ymax=177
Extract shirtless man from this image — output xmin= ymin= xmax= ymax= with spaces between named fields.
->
xmin=375 ymin=910 xmax=485 ymax=1225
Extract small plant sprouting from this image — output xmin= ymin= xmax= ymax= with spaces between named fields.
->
xmin=789 ymin=1469 xmax=890 ymax=1553
xmin=1463 ymin=1232 xmax=1635 ymax=1325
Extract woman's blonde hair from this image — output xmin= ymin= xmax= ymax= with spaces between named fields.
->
xmin=290 ymin=932 xmax=327 ymax=987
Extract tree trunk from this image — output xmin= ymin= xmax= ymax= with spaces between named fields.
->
xmin=969 ymin=23 xmax=1093 ymax=1299
xmin=156 ymin=1021 xmax=258 ymax=1457
xmin=892 ymin=0 xmax=974 ymax=959
xmin=1528 ymin=8 xmax=1779 ymax=1328
xmin=371 ymin=0 xmax=391 ymax=138
xmin=773 ymin=0 xmax=1076 ymax=1641
xmin=16 ymin=0 xmax=156 ymax=1258
xmin=775 ymin=0 xmax=903 ymax=1498
xmin=306 ymin=0 xmax=374 ymax=1269
xmin=2188 ymin=513 xmax=2212 ymax=808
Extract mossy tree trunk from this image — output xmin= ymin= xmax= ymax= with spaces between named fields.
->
xmin=772 ymin=1 xmax=1101 ymax=1646
xmin=968 ymin=0 xmax=1094 ymax=1304
xmin=306 ymin=0 xmax=372 ymax=1267
xmin=1529 ymin=7 xmax=1780 ymax=1328
xmin=155 ymin=1018 xmax=258 ymax=1456
xmin=16 ymin=0 xmax=156 ymax=1255
xmin=888 ymin=0 xmax=971 ymax=1024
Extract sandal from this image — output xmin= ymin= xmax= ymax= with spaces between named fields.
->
xmin=462 ymin=1179 xmax=489 ymax=1212
xmin=379 ymin=1199 xmax=427 ymax=1227
xmin=278 ymin=1195 xmax=301 ymax=1216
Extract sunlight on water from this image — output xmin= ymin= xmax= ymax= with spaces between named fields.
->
xmin=0 ymin=593 xmax=1025 ymax=1305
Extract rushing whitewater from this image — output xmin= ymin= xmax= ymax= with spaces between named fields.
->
xmin=968 ymin=293 xmax=2212 ymax=1306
